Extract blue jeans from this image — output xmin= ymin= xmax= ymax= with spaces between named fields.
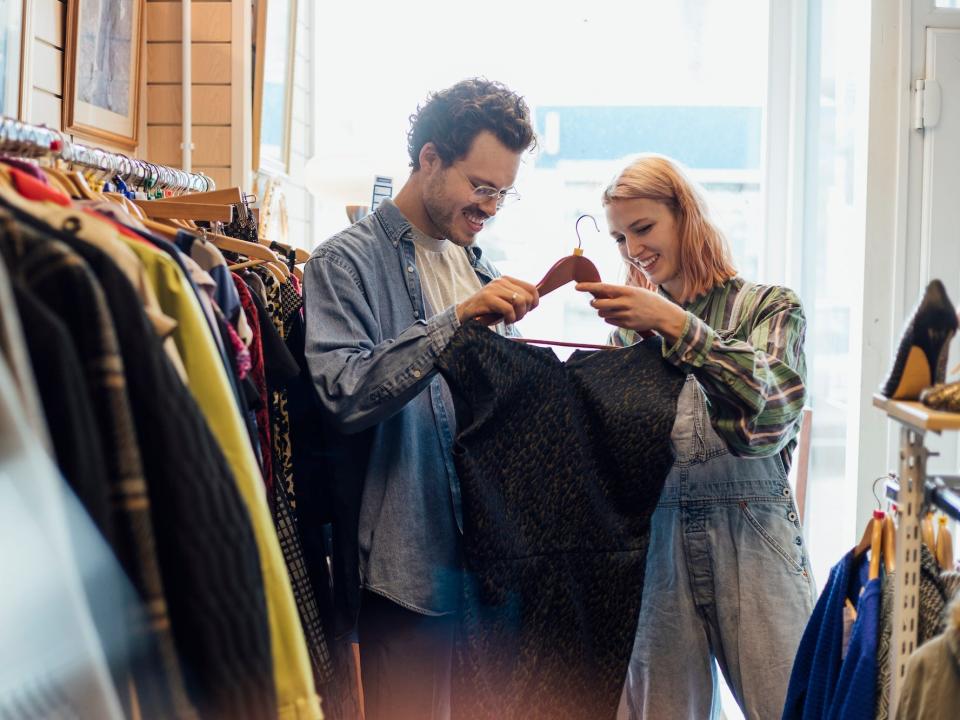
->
xmin=626 ymin=375 xmax=815 ymax=719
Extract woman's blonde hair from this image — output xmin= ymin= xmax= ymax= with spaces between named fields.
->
xmin=602 ymin=154 xmax=737 ymax=300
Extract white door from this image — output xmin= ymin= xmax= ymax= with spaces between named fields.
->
xmin=915 ymin=24 xmax=960 ymax=474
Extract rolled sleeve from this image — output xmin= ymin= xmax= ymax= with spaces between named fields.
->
xmin=663 ymin=311 xmax=716 ymax=371
xmin=303 ymin=254 xmax=457 ymax=434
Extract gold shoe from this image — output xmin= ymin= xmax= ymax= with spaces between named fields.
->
xmin=919 ymin=381 xmax=960 ymax=413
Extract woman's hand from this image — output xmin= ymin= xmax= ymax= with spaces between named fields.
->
xmin=576 ymin=282 xmax=687 ymax=342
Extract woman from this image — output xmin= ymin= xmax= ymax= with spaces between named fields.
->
xmin=577 ymin=154 xmax=815 ymax=719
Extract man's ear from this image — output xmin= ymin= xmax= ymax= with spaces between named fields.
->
xmin=419 ymin=142 xmax=441 ymax=173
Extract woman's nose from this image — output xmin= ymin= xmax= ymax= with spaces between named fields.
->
xmin=625 ymin=236 xmax=646 ymax=259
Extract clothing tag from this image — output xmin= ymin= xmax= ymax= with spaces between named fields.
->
xmin=842 ymin=599 xmax=857 ymax=659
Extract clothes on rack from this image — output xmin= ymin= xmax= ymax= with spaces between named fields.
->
xmin=0 ymin=161 xmax=334 ymax=719
xmin=895 ymin=596 xmax=960 ymax=718
xmin=783 ymin=541 xmax=952 ymax=720
xmin=0 ymin=256 xmax=126 ymax=720
xmin=875 ymin=544 xmax=950 ymax=720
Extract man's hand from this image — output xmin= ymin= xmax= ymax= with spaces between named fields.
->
xmin=457 ymin=277 xmax=540 ymax=325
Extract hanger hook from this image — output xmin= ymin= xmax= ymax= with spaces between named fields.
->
xmin=872 ymin=473 xmax=891 ymax=511
xmin=575 ymin=214 xmax=599 ymax=250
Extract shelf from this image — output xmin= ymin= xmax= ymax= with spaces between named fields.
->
xmin=872 ymin=393 xmax=960 ymax=432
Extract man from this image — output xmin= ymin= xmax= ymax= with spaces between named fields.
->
xmin=302 ymin=78 xmax=538 ymax=719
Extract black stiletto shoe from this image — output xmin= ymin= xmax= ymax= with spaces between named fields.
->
xmin=880 ymin=279 xmax=958 ymax=400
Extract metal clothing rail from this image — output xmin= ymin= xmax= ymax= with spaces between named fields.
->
xmin=885 ymin=475 xmax=960 ymax=521
xmin=0 ymin=116 xmax=214 ymax=193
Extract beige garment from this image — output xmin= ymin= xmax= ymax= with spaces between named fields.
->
xmin=896 ymin=627 xmax=960 ymax=719
xmin=188 ymin=236 xmax=253 ymax=346
xmin=410 ymin=226 xmax=482 ymax=316
xmin=0 ymin=186 xmax=188 ymax=381
xmin=244 ymin=269 xmax=269 ymax=306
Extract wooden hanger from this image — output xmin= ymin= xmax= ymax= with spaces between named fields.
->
xmin=472 ymin=247 xmax=610 ymax=347
xmin=921 ymin=511 xmax=936 ymax=551
xmin=102 ymin=191 xmax=149 ymax=222
xmin=881 ymin=514 xmax=895 ymax=573
xmin=935 ymin=515 xmax=953 ymax=570
xmin=132 ymin=199 xmax=233 ymax=222
xmin=41 ymin=166 xmax=82 ymax=197
xmin=536 ymin=248 xmax=602 ymax=296
xmin=67 ymin=170 xmax=101 ymax=200
xmin=152 ymin=187 xmax=245 ymax=205
xmin=264 ymin=237 xmax=310 ymax=266
xmin=853 ymin=509 xmax=885 ymax=580
xmin=206 ymin=229 xmax=289 ymax=282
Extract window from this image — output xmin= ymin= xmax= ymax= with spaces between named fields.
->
xmin=797 ymin=0 xmax=871 ymax=584
xmin=312 ymin=0 xmax=871 ymax=582
xmin=315 ymin=0 xmax=769 ymax=350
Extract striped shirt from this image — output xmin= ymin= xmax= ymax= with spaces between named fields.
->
xmin=612 ymin=277 xmax=807 ymax=468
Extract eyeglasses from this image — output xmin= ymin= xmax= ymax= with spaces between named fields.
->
xmin=453 ymin=166 xmax=520 ymax=209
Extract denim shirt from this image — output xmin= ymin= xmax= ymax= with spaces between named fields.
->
xmin=302 ymin=199 xmax=506 ymax=615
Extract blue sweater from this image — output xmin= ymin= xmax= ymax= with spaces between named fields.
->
xmin=783 ymin=551 xmax=874 ymax=719
xmin=828 ymin=576 xmax=881 ymax=719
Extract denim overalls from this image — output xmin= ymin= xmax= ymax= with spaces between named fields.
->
xmin=625 ymin=300 xmax=816 ymax=719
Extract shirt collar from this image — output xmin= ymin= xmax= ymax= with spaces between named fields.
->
xmin=661 ymin=276 xmax=742 ymax=314
xmin=376 ymin=197 xmax=485 ymax=264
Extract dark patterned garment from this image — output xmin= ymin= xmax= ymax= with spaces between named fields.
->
xmin=875 ymin=544 xmax=948 ymax=720
xmin=1 ymin=204 xmax=277 ymax=720
xmin=436 ymin=322 xmax=686 ymax=720
xmin=257 ymin=269 xmax=296 ymax=505
xmin=254 ymin=268 xmax=335 ymax=689
xmin=233 ymin=273 xmax=273 ymax=491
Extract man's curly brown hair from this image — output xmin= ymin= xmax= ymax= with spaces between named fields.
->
xmin=407 ymin=78 xmax=536 ymax=170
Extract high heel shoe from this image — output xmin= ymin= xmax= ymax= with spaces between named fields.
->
xmin=880 ymin=279 xmax=958 ymax=400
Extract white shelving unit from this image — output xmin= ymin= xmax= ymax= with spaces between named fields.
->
xmin=873 ymin=394 xmax=960 ymax=714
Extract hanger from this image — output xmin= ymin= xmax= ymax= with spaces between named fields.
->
xmin=935 ymin=515 xmax=953 ymax=570
xmin=921 ymin=511 xmax=936 ymax=551
xmin=873 ymin=473 xmax=895 ymax=574
xmin=535 ymin=215 xmax=603 ymax=296
xmin=153 ymin=186 xmax=245 ymax=205
xmin=103 ymin=191 xmax=149 ymax=222
xmin=41 ymin=165 xmax=82 ymax=197
xmin=476 ymin=215 xmax=615 ymax=350
xmin=132 ymin=199 xmax=233 ymax=222
xmin=853 ymin=509 xmax=885 ymax=580
xmin=207 ymin=229 xmax=289 ymax=282
xmin=881 ymin=514 xmax=895 ymax=574
xmin=266 ymin=238 xmax=310 ymax=266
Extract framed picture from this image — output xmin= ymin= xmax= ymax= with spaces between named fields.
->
xmin=0 ymin=0 xmax=23 ymax=117
xmin=252 ymin=0 xmax=298 ymax=175
xmin=63 ymin=0 xmax=143 ymax=148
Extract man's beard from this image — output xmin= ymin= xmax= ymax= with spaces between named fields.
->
xmin=423 ymin=173 xmax=481 ymax=247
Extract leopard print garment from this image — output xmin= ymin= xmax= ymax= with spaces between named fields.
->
xmin=255 ymin=270 xmax=296 ymax=507
xmin=437 ymin=322 xmax=685 ymax=720
xmin=875 ymin=544 xmax=948 ymax=720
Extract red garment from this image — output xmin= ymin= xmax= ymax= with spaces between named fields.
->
xmin=9 ymin=165 xmax=152 ymax=246
xmin=232 ymin=272 xmax=273 ymax=491
xmin=10 ymin=166 xmax=70 ymax=204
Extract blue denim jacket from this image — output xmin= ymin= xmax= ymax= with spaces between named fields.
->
xmin=302 ymin=199 xmax=505 ymax=615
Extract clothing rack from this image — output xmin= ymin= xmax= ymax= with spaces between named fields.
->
xmin=872 ymin=394 xmax=960 ymax=715
xmin=0 ymin=116 xmax=213 ymax=193
xmin=885 ymin=475 xmax=960 ymax=522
